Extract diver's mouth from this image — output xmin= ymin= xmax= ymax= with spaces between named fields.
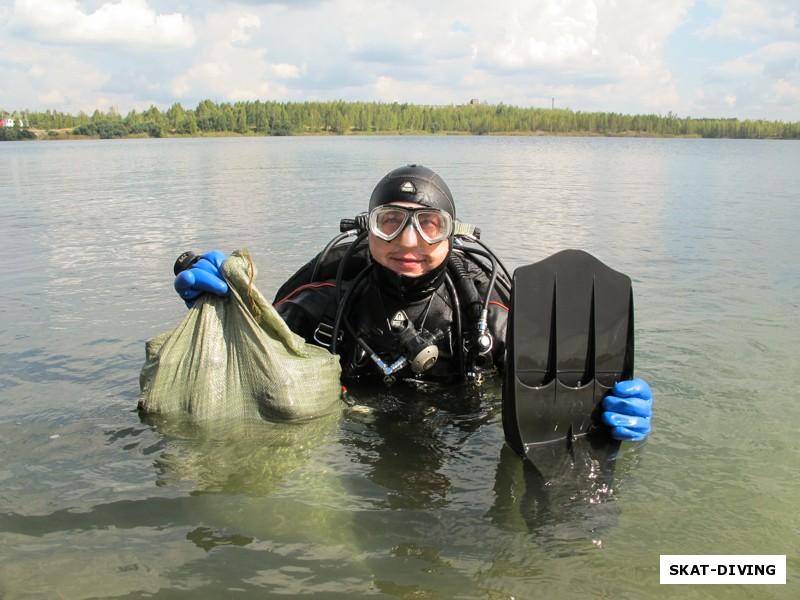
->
xmin=388 ymin=255 xmax=426 ymax=273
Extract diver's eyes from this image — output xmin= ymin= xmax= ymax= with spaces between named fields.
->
xmin=376 ymin=209 xmax=408 ymax=234
xmin=416 ymin=212 xmax=445 ymax=235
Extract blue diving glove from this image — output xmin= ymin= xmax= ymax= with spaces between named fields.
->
xmin=173 ymin=250 xmax=229 ymax=307
xmin=601 ymin=378 xmax=653 ymax=442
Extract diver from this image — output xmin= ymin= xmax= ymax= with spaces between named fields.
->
xmin=174 ymin=164 xmax=653 ymax=442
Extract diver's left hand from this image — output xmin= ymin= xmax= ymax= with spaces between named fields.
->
xmin=601 ymin=378 xmax=652 ymax=441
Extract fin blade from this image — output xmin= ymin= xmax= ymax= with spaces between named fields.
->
xmin=502 ymin=249 xmax=634 ymax=458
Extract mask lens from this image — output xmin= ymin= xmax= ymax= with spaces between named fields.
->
xmin=413 ymin=210 xmax=452 ymax=243
xmin=370 ymin=207 xmax=410 ymax=240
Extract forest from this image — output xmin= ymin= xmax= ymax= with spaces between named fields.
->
xmin=2 ymin=99 xmax=799 ymax=140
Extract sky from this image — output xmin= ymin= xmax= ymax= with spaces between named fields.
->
xmin=1 ymin=0 xmax=798 ymax=122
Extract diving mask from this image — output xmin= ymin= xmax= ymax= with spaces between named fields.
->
xmin=368 ymin=205 xmax=454 ymax=244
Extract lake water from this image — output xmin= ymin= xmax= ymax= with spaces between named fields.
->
xmin=1 ymin=135 xmax=798 ymax=598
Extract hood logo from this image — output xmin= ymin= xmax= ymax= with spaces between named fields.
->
xmin=400 ymin=181 xmax=416 ymax=194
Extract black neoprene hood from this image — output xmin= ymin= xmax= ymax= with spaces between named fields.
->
xmin=369 ymin=164 xmax=456 ymax=218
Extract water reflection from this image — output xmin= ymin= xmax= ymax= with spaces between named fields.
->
xmin=488 ymin=440 xmax=627 ymax=555
xmin=342 ymin=383 xmax=495 ymax=510
xmin=137 ymin=410 xmax=342 ymax=496
xmin=340 ymin=383 xmax=629 ymax=550
xmin=131 ymin=379 xmax=629 ymax=553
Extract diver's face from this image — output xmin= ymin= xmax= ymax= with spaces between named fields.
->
xmin=368 ymin=202 xmax=451 ymax=277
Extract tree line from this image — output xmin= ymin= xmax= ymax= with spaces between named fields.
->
xmin=3 ymin=100 xmax=799 ymax=140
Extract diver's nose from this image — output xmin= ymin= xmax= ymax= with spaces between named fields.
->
xmin=396 ymin=220 xmax=419 ymax=246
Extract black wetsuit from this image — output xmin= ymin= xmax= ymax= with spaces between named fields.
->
xmin=273 ymin=240 xmax=509 ymax=386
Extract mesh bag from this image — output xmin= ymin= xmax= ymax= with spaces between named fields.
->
xmin=139 ymin=250 xmax=343 ymax=421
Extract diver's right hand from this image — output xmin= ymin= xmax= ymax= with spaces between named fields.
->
xmin=174 ymin=250 xmax=229 ymax=307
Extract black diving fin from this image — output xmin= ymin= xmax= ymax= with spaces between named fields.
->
xmin=502 ymin=249 xmax=634 ymax=463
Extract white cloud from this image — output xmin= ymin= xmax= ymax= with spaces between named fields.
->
xmin=168 ymin=8 xmax=306 ymax=102
xmin=470 ymin=0 xmax=600 ymax=70
xmin=772 ymin=78 xmax=800 ymax=105
xmin=12 ymin=0 xmax=196 ymax=48
xmin=269 ymin=63 xmax=306 ymax=79
xmin=1 ymin=0 xmax=798 ymax=121
xmin=339 ymin=1 xmax=471 ymax=63
xmin=697 ymin=0 xmax=799 ymax=42
xmin=229 ymin=13 xmax=260 ymax=44
xmin=288 ymin=0 xmax=687 ymax=112
xmin=16 ymin=44 xmax=111 ymax=111
xmin=694 ymin=39 xmax=800 ymax=119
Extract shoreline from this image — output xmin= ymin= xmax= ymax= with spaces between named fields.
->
xmin=17 ymin=128 xmax=723 ymax=141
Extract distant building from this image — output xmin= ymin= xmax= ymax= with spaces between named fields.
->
xmin=2 ymin=114 xmax=27 ymax=127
